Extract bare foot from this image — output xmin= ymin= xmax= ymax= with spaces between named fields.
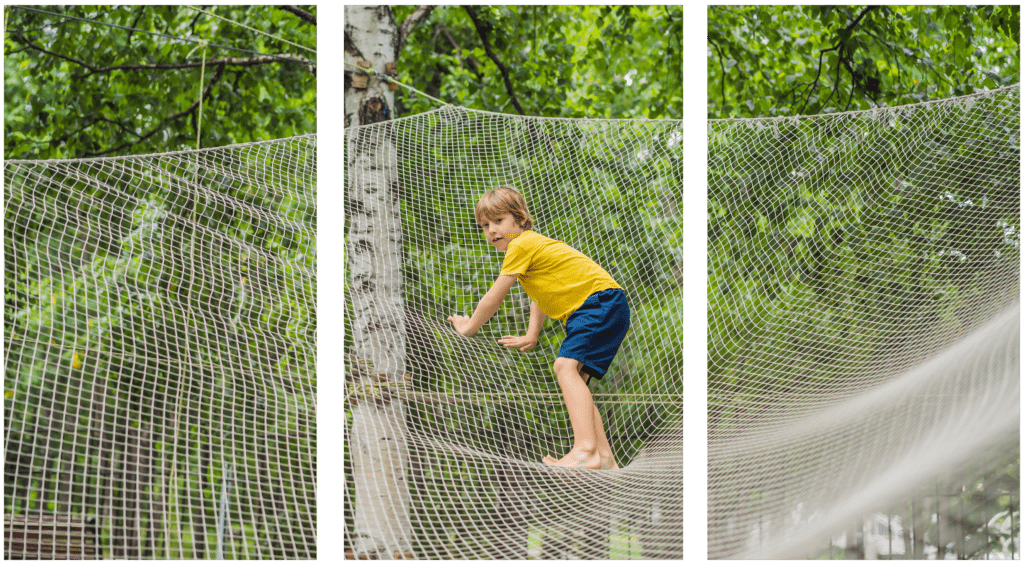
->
xmin=545 ymin=453 xmax=617 ymax=469
xmin=600 ymin=455 xmax=618 ymax=470
xmin=542 ymin=447 xmax=602 ymax=469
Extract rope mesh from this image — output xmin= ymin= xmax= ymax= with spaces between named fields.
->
xmin=708 ymin=85 xmax=1020 ymax=558
xmin=4 ymin=136 xmax=316 ymax=558
xmin=345 ymin=108 xmax=684 ymax=559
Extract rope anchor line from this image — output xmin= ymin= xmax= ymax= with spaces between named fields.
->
xmin=186 ymin=5 xmax=315 ymax=56
xmin=345 ymin=59 xmax=451 ymax=108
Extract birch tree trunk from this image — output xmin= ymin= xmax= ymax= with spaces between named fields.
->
xmin=345 ymin=5 xmax=413 ymax=558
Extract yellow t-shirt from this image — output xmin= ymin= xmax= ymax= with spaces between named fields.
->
xmin=499 ymin=230 xmax=621 ymax=322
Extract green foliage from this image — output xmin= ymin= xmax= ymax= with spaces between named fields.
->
xmin=4 ymin=5 xmax=316 ymax=159
xmin=394 ymin=5 xmax=682 ymax=119
xmin=708 ymin=5 xmax=1020 ymax=119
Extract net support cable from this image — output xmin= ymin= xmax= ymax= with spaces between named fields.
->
xmin=344 ymin=60 xmax=452 ymax=109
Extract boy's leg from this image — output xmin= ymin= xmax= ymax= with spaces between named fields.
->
xmin=543 ymin=357 xmax=601 ymax=469
xmin=592 ymin=404 xmax=618 ymax=470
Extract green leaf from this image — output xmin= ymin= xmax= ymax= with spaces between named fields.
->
xmin=819 ymin=6 xmax=834 ymax=25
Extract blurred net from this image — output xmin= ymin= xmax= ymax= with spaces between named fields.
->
xmin=345 ymin=108 xmax=683 ymax=559
xmin=707 ymin=85 xmax=1020 ymax=558
xmin=4 ymin=136 xmax=316 ymax=559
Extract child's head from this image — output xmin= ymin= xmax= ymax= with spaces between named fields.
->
xmin=475 ymin=186 xmax=534 ymax=230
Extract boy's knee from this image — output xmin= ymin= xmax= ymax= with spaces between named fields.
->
xmin=553 ymin=357 xmax=581 ymax=377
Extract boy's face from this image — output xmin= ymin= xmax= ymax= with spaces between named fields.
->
xmin=480 ymin=214 xmax=524 ymax=252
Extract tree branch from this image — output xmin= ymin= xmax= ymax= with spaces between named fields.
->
xmin=83 ymin=62 xmax=226 ymax=157
xmin=463 ymin=5 xmax=525 ymax=115
xmin=187 ymin=11 xmax=203 ymax=34
xmin=438 ymin=27 xmax=482 ymax=77
xmin=780 ymin=80 xmax=813 ymax=107
xmin=799 ymin=45 xmax=839 ymax=114
xmin=841 ymin=55 xmax=859 ymax=111
xmin=848 ymin=6 xmax=877 ymax=32
xmin=48 ymin=115 xmax=141 ymax=149
xmin=664 ymin=7 xmax=683 ymax=83
xmin=708 ymin=38 xmax=728 ymax=112
xmin=73 ymin=54 xmax=313 ymax=78
xmin=9 ymin=31 xmax=98 ymax=73
xmin=126 ymin=9 xmax=144 ymax=45
xmin=442 ymin=27 xmax=463 ymax=57
xmin=398 ymin=5 xmax=434 ymax=54
xmin=50 ymin=118 xmax=106 ymax=146
xmin=817 ymin=44 xmax=843 ymax=111
xmin=799 ymin=6 xmax=877 ymax=114
xmin=280 ymin=6 xmax=316 ymax=26
xmin=94 ymin=116 xmax=143 ymax=140
xmin=10 ymin=32 xmax=314 ymax=77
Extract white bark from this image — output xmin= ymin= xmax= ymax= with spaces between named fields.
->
xmin=344 ymin=6 xmax=398 ymax=129
xmin=345 ymin=6 xmax=413 ymax=558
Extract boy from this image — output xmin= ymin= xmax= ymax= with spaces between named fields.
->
xmin=447 ymin=186 xmax=630 ymax=470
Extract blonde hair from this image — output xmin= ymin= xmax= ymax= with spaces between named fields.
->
xmin=474 ymin=186 xmax=534 ymax=230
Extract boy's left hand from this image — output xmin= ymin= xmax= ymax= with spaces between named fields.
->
xmin=498 ymin=334 xmax=537 ymax=352
xmin=447 ymin=315 xmax=475 ymax=336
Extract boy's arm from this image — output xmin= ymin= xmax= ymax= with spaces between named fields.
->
xmin=448 ymin=274 xmax=517 ymax=337
xmin=498 ymin=301 xmax=545 ymax=352
xmin=525 ymin=300 xmax=546 ymax=342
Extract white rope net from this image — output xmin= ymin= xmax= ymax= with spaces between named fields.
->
xmin=708 ymin=86 xmax=1020 ymax=559
xmin=345 ymin=108 xmax=684 ymax=559
xmin=4 ymin=136 xmax=317 ymax=559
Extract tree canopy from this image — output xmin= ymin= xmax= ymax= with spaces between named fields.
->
xmin=392 ymin=5 xmax=682 ymax=120
xmin=708 ymin=5 xmax=1020 ymax=119
xmin=4 ymin=5 xmax=316 ymax=159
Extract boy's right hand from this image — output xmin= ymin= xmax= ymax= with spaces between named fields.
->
xmin=448 ymin=315 xmax=476 ymax=337
xmin=498 ymin=335 xmax=537 ymax=352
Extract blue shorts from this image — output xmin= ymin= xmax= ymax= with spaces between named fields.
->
xmin=558 ymin=288 xmax=630 ymax=382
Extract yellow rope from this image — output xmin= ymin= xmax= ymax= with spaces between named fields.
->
xmin=185 ymin=39 xmax=209 ymax=149
xmin=197 ymin=43 xmax=207 ymax=149
xmin=344 ymin=60 xmax=451 ymax=108
xmin=188 ymin=6 xmax=314 ymax=55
